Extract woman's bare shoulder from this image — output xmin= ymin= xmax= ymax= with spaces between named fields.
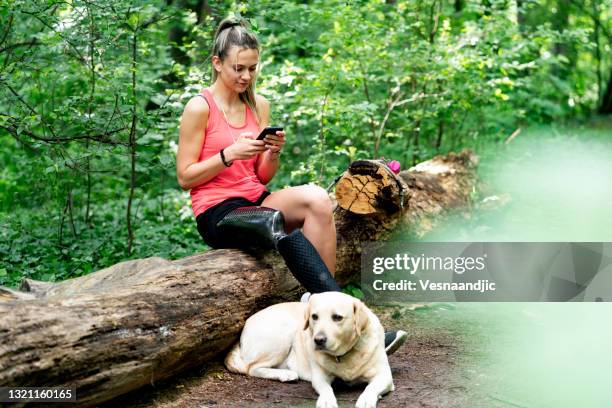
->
xmin=255 ymin=94 xmax=270 ymax=122
xmin=255 ymin=94 xmax=270 ymax=109
xmin=183 ymin=94 xmax=210 ymax=117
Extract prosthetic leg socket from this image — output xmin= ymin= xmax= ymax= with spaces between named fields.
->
xmin=216 ymin=206 xmax=340 ymax=293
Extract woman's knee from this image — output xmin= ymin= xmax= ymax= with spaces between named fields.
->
xmin=304 ymin=185 xmax=333 ymax=219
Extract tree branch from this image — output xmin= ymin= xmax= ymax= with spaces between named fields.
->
xmin=1 ymin=115 xmax=127 ymax=146
xmin=0 ymin=13 xmax=14 ymax=50
xmin=2 ymin=80 xmax=57 ymax=139
xmin=358 ymin=59 xmax=379 ymax=143
xmin=374 ymin=90 xmax=404 ymax=157
xmin=19 ymin=9 xmax=87 ymax=64
xmin=0 ymin=39 xmax=41 ymax=54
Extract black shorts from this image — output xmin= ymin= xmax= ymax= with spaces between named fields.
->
xmin=196 ymin=191 xmax=271 ymax=248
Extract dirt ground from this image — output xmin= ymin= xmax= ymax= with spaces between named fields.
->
xmin=108 ymin=303 xmax=483 ymax=408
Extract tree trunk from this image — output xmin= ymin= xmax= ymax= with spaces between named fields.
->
xmin=598 ymin=68 xmax=612 ymax=114
xmin=0 ymin=150 xmax=478 ymax=406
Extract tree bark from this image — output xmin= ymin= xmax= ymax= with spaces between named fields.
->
xmin=0 ymin=150 xmax=478 ymax=406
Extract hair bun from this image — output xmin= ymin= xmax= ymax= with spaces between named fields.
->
xmin=220 ymin=18 xmax=247 ymax=31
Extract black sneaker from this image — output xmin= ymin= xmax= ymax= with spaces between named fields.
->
xmin=384 ymin=330 xmax=407 ymax=355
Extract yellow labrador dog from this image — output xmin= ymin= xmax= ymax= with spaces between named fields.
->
xmin=225 ymin=292 xmax=394 ymax=408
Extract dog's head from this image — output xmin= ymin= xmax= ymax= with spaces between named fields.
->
xmin=303 ymin=292 xmax=369 ymax=356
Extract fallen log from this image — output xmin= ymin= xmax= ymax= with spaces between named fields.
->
xmin=0 ymin=150 xmax=478 ymax=406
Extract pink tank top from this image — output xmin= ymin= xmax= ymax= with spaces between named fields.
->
xmin=190 ymin=89 xmax=267 ymax=217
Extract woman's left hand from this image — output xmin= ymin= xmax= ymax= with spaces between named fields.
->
xmin=263 ymin=130 xmax=285 ymax=157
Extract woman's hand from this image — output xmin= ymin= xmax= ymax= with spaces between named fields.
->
xmin=225 ymin=134 xmax=267 ymax=162
xmin=263 ymin=130 xmax=285 ymax=157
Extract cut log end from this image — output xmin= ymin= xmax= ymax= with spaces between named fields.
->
xmin=335 ymin=160 xmax=406 ymax=215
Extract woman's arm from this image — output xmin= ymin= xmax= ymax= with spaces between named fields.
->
xmin=255 ymin=95 xmax=285 ymax=184
xmin=176 ymin=96 xmax=227 ymax=190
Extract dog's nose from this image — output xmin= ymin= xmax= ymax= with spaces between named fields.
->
xmin=314 ymin=334 xmax=327 ymax=347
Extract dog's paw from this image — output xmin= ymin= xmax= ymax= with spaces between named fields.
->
xmin=278 ymin=370 xmax=299 ymax=382
xmin=355 ymin=391 xmax=379 ymax=408
xmin=316 ymin=394 xmax=338 ymax=408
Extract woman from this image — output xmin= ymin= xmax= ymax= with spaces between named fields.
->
xmin=176 ymin=17 xmax=405 ymax=353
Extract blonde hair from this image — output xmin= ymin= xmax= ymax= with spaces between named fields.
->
xmin=212 ymin=18 xmax=260 ymax=122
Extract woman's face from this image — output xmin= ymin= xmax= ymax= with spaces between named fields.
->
xmin=214 ymin=46 xmax=259 ymax=93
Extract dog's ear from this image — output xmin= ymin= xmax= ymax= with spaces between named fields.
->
xmin=303 ymin=302 xmax=310 ymax=330
xmin=353 ymin=299 xmax=369 ymax=336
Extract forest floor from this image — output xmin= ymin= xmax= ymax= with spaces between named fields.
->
xmin=108 ymin=302 xmax=498 ymax=408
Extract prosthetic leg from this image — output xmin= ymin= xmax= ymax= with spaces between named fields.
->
xmin=216 ymin=206 xmax=341 ymax=293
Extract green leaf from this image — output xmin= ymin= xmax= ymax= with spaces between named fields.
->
xmin=351 ymin=287 xmax=365 ymax=300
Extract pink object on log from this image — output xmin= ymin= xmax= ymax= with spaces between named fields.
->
xmin=387 ymin=160 xmax=401 ymax=174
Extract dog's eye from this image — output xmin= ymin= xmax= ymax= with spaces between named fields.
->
xmin=311 ymin=314 xmax=318 ymax=321
xmin=332 ymin=314 xmax=343 ymax=322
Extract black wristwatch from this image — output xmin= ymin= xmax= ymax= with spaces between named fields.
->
xmin=220 ymin=149 xmax=233 ymax=167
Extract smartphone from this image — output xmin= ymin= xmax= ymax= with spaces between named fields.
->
xmin=256 ymin=126 xmax=284 ymax=141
